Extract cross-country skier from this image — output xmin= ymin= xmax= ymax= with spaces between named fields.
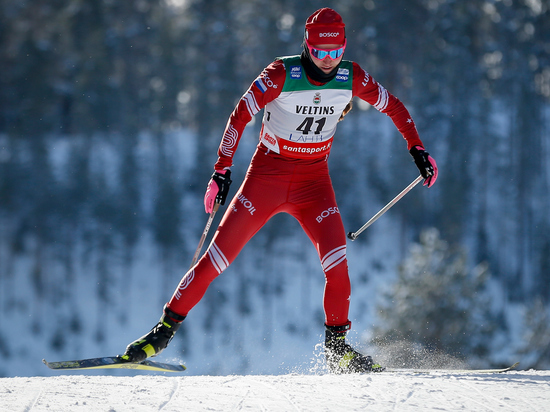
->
xmin=122 ymin=7 xmax=438 ymax=373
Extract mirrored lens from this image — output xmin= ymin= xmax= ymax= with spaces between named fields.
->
xmin=308 ymin=43 xmax=346 ymax=60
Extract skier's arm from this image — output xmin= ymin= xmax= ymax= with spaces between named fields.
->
xmin=352 ymin=63 xmax=437 ymax=187
xmin=352 ymin=62 xmax=423 ymax=150
xmin=204 ymin=61 xmax=286 ymax=212
xmin=213 ymin=60 xmax=286 ymax=170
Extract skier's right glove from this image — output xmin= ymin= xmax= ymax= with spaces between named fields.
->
xmin=409 ymin=146 xmax=438 ymax=188
xmin=204 ymin=169 xmax=232 ymax=213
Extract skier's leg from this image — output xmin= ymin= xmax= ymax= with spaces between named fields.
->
xmin=300 ymin=208 xmax=351 ymax=327
xmin=299 ymin=210 xmax=384 ymax=373
xmin=166 ymin=179 xmax=275 ymax=316
xmin=291 ymin=177 xmax=351 ymax=327
xmin=123 ymin=167 xmax=284 ymax=361
xmin=289 ymin=175 xmax=384 ymax=373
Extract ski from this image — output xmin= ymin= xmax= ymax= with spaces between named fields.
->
xmin=385 ymin=362 xmax=519 ymax=374
xmin=43 ymin=356 xmax=186 ymax=372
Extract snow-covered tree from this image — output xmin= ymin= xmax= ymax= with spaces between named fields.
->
xmin=520 ymin=298 xmax=550 ymax=369
xmin=373 ymin=228 xmax=496 ymax=363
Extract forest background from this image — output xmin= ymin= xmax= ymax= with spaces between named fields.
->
xmin=1 ymin=0 xmax=549 ymax=376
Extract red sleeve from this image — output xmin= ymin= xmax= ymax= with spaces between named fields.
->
xmin=352 ymin=62 xmax=423 ymax=150
xmin=214 ymin=60 xmax=286 ymax=170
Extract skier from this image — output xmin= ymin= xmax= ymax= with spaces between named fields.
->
xmin=122 ymin=7 xmax=437 ymax=373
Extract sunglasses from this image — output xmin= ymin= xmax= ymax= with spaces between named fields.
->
xmin=306 ymin=39 xmax=347 ymax=60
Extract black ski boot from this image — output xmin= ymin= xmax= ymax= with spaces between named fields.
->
xmin=121 ymin=305 xmax=185 ymax=363
xmin=325 ymin=324 xmax=384 ymax=373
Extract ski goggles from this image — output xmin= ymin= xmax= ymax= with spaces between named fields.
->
xmin=306 ymin=39 xmax=347 ymax=60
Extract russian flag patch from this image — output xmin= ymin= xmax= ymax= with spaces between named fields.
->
xmin=254 ymin=78 xmax=268 ymax=93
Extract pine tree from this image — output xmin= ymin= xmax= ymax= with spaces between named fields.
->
xmin=373 ymin=228 xmax=496 ymax=364
xmin=520 ymin=298 xmax=550 ymax=369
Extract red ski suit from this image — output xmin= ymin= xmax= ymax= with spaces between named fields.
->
xmin=167 ymin=57 xmax=423 ymax=328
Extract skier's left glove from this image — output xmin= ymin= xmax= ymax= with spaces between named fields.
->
xmin=204 ymin=169 xmax=232 ymax=213
xmin=410 ymin=146 xmax=438 ymax=187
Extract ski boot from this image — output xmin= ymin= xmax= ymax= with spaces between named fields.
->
xmin=325 ymin=323 xmax=384 ymax=373
xmin=121 ymin=305 xmax=185 ymax=363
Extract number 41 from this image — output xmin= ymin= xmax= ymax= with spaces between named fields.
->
xmin=296 ymin=117 xmax=326 ymax=134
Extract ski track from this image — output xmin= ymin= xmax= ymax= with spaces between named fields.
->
xmin=225 ymin=376 xmax=301 ymax=411
xmin=506 ymin=377 xmax=542 ymax=412
xmin=255 ymin=378 xmax=302 ymax=412
xmin=157 ymin=377 xmax=180 ymax=411
xmin=446 ymin=378 xmax=501 ymax=411
xmin=450 ymin=377 xmax=509 ymax=411
xmin=232 ymin=386 xmax=251 ymax=411
xmin=22 ymin=386 xmax=43 ymax=412
xmin=387 ymin=376 xmax=429 ymax=410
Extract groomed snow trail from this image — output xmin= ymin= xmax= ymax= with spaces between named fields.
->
xmin=1 ymin=371 xmax=549 ymax=412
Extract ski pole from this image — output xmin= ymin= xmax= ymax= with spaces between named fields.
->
xmin=190 ymin=202 xmax=220 ymax=268
xmin=347 ymin=175 xmax=424 ymax=241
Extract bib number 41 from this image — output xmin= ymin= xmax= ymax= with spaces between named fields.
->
xmin=296 ymin=117 xmax=326 ymax=134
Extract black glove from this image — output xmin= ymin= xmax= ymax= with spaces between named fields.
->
xmin=210 ymin=169 xmax=232 ymax=205
xmin=409 ymin=146 xmax=438 ymax=187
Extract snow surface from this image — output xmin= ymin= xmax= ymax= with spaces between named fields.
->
xmin=1 ymin=370 xmax=549 ymax=411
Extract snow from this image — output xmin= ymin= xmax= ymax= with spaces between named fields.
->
xmin=1 ymin=370 xmax=549 ymax=411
